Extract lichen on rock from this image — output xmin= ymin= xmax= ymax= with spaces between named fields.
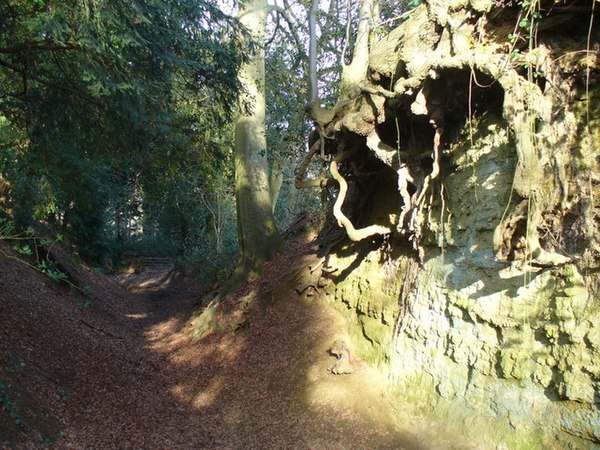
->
xmin=307 ymin=0 xmax=600 ymax=447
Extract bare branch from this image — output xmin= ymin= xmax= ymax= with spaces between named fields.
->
xmin=295 ymin=139 xmax=333 ymax=189
xmin=267 ymin=4 xmax=307 ymax=62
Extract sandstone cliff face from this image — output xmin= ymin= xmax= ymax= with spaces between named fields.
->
xmin=314 ymin=1 xmax=600 ymax=447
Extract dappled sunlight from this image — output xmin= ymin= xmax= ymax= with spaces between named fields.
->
xmin=145 ymin=316 xmax=245 ymax=368
xmin=115 ymin=271 xmax=176 ymax=292
xmin=125 ymin=241 xmax=424 ymax=447
xmin=169 ymin=378 xmax=226 ymax=409
xmin=191 ymin=379 xmax=225 ymax=409
xmin=107 ymin=223 xmax=495 ymax=449
xmin=124 ymin=312 xmax=148 ymax=320
xmin=145 ymin=317 xmax=185 ymax=347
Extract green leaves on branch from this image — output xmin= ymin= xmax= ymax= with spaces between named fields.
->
xmin=0 ymin=217 xmax=69 ymax=285
xmin=0 ymin=0 xmax=245 ymax=265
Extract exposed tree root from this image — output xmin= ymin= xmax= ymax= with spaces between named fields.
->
xmin=494 ymin=199 xmax=528 ymax=260
xmin=299 ymin=0 xmax=597 ymax=264
xmin=415 ymin=125 xmax=443 ymax=208
xmin=394 ymin=116 xmax=444 ymax=258
xmin=330 ymin=151 xmax=392 ymax=242
xmin=396 ymin=164 xmax=414 ymax=232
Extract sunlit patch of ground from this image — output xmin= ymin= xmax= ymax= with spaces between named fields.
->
xmin=132 ymin=245 xmax=482 ymax=449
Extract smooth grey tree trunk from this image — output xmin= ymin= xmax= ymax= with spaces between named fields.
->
xmin=233 ymin=0 xmax=281 ymax=281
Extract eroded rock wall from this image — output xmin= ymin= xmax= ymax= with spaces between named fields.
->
xmin=389 ymin=114 xmax=600 ymax=448
xmin=321 ymin=113 xmax=599 ymax=447
xmin=315 ymin=1 xmax=600 ymax=447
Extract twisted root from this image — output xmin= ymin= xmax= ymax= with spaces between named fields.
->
xmin=330 ymin=150 xmax=392 ymax=242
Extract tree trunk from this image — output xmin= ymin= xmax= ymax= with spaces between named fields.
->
xmin=308 ymin=0 xmax=320 ymax=105
xmin=340 ymin=0 xmax=375 ymax=96
xmin=269 ymin=158 xmax=283 ymax=214
xmin=233 ymin=0 xmax=281 ymax=281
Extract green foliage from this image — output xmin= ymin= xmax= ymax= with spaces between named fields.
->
xmin=0 ymin=0 xmax=244 ymax=266
xmin=37 ymin=259 xmax=68 ymax=283
xmin=508 ymin=0 xmax=541 ymax=52
xmin=0 ymin=217 xmax=90 ymax=294
xmin=75 ymin=298 xmax=92 ymax=309
xmin=0 ymin=0 xmax=390 ymax=279
xmin=177 ymin=173 xmax=239 ymax=284
xmin=13 ymin=243 xmax=32 ymax=256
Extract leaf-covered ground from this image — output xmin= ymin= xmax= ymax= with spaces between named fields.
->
xmin=0 ymin=224 xmax=477 ymax=449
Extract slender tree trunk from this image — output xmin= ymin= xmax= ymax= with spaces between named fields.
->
xmin=341 ymin=0 xmax=375 ymax=96
xmin=233 ymin=0 xmax=281 ymax=281
xmin=270 ymin=158 xmax=283 ymax=214
xmin=308 ymin=0 xmax=320 ymax=105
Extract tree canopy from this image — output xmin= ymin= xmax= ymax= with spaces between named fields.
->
xmin=0 ymin=0 xmax=243 ymax=263
xmin=0 ymin=0 xmax=421 ymax=275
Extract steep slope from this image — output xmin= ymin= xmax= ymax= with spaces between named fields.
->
xmin=0 ymin=242 xmax=177 ymax=447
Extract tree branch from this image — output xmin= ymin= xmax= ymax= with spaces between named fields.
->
xmin=0 ymin=42 xmax=79 ymax=54
xmin=267 ymin=4 xmax=307 ymax=62
xmin=0 ymin=58 xmax=105 ymax=108
xmin=0 ymin=59 xmax=48 ymax=86
xmin=295 ymin=139 xmax=333 ymax=189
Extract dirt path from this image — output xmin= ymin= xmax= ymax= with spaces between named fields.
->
xmin=1 ymin=237 xmax=473 ymax=449
xmin=100 ymin=266 xmax=419 ymax=449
